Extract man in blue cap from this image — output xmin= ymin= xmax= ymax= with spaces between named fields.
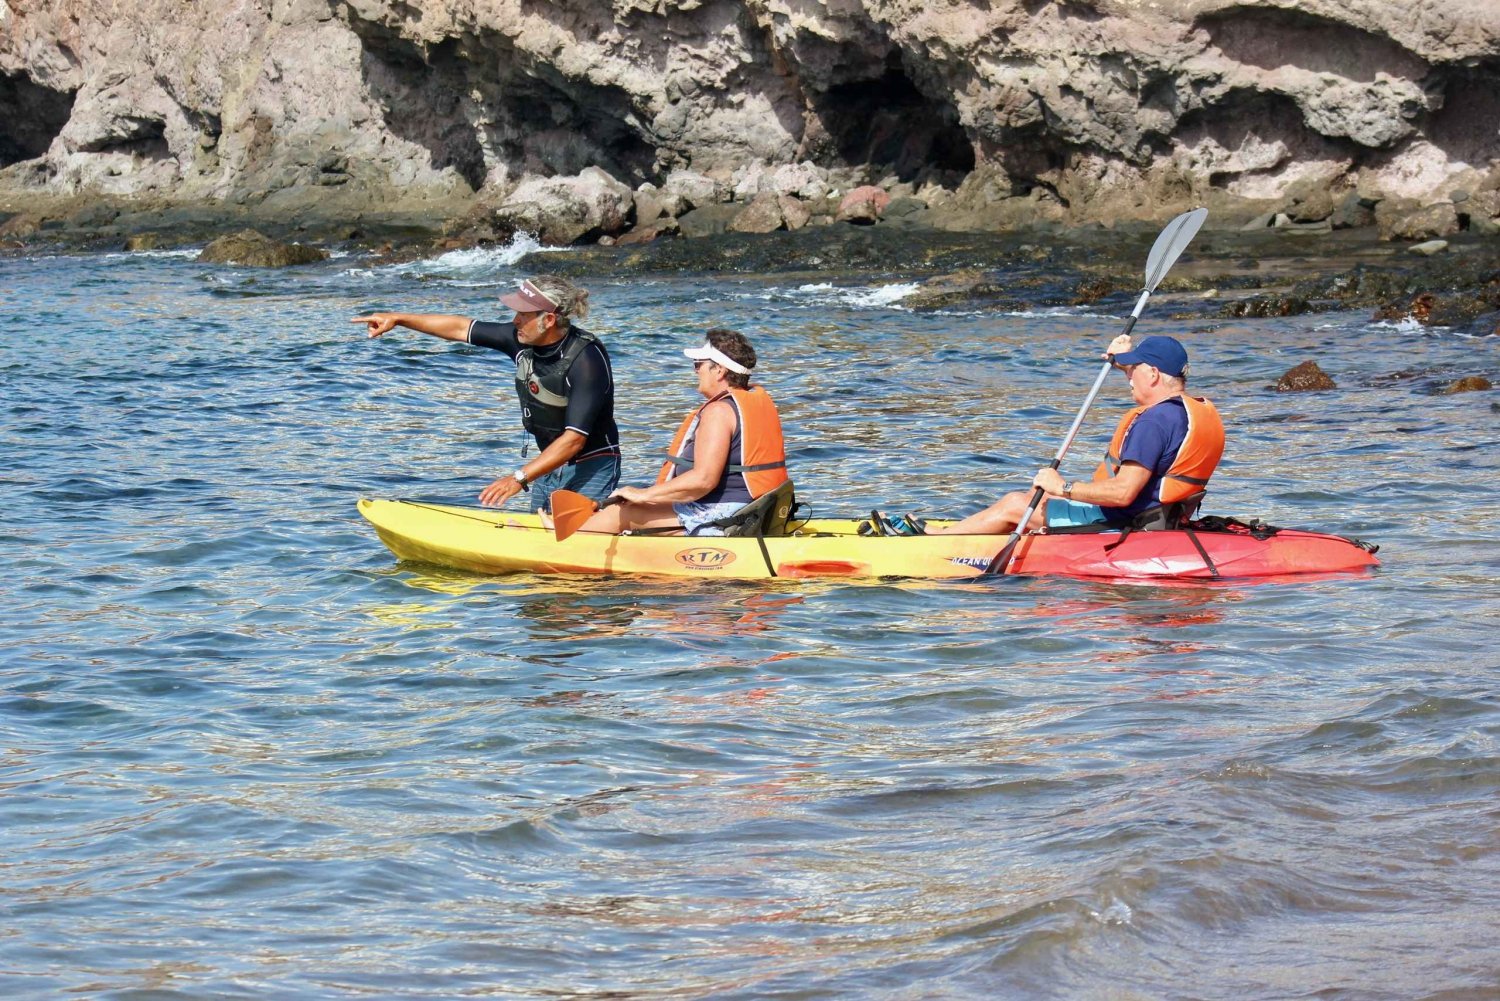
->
xmin=934 ymin=332 xmax=1224 ymax=535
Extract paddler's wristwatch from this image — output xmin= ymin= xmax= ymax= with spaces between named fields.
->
xmin=1062 ymin=481 xmax=1075 ymax=499
xmin=513 ymin=468 xmax=530 ymax=491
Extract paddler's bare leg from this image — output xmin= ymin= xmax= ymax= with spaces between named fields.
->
xmin=932 ymin=489 xmax=1048 ymax=535
xmin=577 ymin=501 xmax=684 ymax=535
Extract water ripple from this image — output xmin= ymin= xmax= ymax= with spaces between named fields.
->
xmin=0 ymin=248 xmax=1496 ymax=998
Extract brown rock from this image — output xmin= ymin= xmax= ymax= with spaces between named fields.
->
xmin=837 ymin=185 xmax=890 ymax=225
xmin=1461 ymin=190 xmax=1500 ymax=233
xmin=1276 ymin=361 xmax=1337 ymax=392
xmin=1380 ymin=202 xmax=1461 ymax=242
xmin=727 ymin=193 xmax=785 ymax=234
xmin=1331 ymin=192 xmax=1377 ymax=230
xmin=904 ymin=268 xmax=1021 ymax=311
xmin=1220 ymin=296 xmax=1312 ymax=318
xmin=197 ymin=230 xmax=328 ymax=266
xmin=1283 ymin=177 xmax=1336 ymax=223
xmin=675 ymin=204 xmax=741 ymax=239
xmin=615 ymin=218 xmax=680 ymax=245
xmin=1374 ymin=292 xmax=1438 ymax=323
xmin=1442 ymin=376 xmax=1492 ymax=394
xmin=1073 ymin=275 xmax=1130 ymax=305
xmin=778 ymin=194 xmax=811 ymax=232
xmin=632 ymin=185 xmax=668 ymax=225
xmin=493 ymin=168 xmax=634 ymax=245
xmin=0 ymin=214 xmax=41 ymax=239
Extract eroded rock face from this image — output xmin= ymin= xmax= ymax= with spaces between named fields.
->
xmin=0 ymin=0 xmax=1496 ymax=234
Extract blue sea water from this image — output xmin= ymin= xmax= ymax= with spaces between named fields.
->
xmin=2 ymin=237 xmax=1498 ymax=999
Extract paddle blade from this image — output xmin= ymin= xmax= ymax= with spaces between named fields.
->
xmin=1143 ymin=207 xmax=1207 ymax=293
xmin=984 ymin=483 xmax=1044 ymax=576
xmin=983 ymin=532 xmax=1023 ymax=576
xmin=551 ymin=489 xmax=599 ymax=542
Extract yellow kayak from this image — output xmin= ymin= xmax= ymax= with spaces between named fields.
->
xmin=357 ymin=499 xmax=1380 ymax=581
xmin=358 ymin=498 xmax=988 ymax=578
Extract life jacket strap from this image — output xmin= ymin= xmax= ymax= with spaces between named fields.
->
xmin=663 ymin=456 xmax=787 ymax=474
xmin=727 ymin=460 xmax=787 ymax=473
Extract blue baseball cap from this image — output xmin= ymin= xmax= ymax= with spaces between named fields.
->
xmin=1112 ymin=335 xmax=1188 ymax=377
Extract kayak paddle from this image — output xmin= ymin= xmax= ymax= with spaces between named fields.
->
xmin=983 ymin=206 xmax=1209 ymax=576
xmin=551 ymin=489 xmax=614 ymax=541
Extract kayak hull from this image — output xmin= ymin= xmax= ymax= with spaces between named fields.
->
xmin=358 ymin=499 xmax=1380 ymax=582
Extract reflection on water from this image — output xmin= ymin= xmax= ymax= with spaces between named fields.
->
xmin=379 ymin=567 xmax=810 ymax=644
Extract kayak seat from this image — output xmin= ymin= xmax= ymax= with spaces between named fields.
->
xmin=1043 ymin=492 xmax=1208 ymax=536
xmin=1129 ymin=491 xmax=1206 ymax=531
xmin=707 ymin=481 xmax=801 ymax=538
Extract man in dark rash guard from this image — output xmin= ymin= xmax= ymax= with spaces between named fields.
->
xmin=352 ymin=275 xmax=621 ymax=511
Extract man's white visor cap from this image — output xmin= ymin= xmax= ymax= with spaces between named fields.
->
xmin=683 ymin=343 xmax=751 ymax=375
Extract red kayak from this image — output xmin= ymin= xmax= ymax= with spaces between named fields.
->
xmin=1001 ymin=519 xmax=1380 ymax=581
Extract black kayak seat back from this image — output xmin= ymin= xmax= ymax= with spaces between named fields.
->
xmin=708 ymin=481 xmax=799 ymax=538
xmin=1130 ymin=491 xmax=1205 ymax=531
xmin=1045 ymin=491 xmax=1207 ymax=536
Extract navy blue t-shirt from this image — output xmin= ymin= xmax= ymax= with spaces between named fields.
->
xmin=1104 ymin=396 xmax=1188 ymax=524
xmin=467 ymin=320 xmax=619 ymax=458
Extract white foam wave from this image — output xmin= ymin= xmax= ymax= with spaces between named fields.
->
xmin=768 ymin=281 xmax=921 ymax=309
xmin=406 ymin=233 xmax=567 ymax=274
xmin=106 ymin=248 xmax=201 ymax=260
xmin=1367 ymin=317 xmax=1430 ymax=333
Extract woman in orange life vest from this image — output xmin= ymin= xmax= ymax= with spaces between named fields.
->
xmin=570 ymin=328 xmax=790 ymax=536
xmin=934 ymin=333 xmax=1224 ymax=535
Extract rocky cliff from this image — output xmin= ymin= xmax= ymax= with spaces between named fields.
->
xmin=2 ymin=0 xmax=1497 ymax=240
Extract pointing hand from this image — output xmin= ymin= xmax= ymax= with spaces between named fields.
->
xmin=352 ymin=314 xmax=397 ymax=338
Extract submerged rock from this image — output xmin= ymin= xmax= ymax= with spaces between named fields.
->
xmin=1220 ymin=296 xmax=1313 ymax=318
xmin=1276 ymin=361 xmax=1337 ymax=392
xmin=1442 ymin=376 xmax=1492 ymax=394
xmin=904 ymin=268 xmax=1025 ymax=312
xmin=198 ymin=230 xmax=327 ymax=266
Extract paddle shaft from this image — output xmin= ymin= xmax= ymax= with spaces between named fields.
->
xmin=982 ymin=298 xmax=1148 ymax=574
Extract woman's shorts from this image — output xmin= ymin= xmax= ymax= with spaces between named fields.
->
xmin=673 ymin=499 xmax=748 ymax=536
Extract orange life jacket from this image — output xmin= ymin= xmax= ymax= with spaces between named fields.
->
xmin=1093 ymin=395 xmax=1225 ymax=504
xmin=657 ymin=387 xmax=789 ymax=502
